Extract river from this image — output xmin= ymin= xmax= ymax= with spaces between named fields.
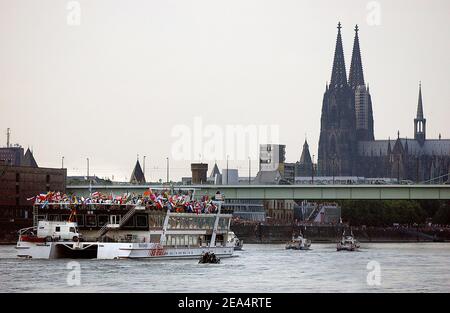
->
xmin=0 ymin=243 xmax=449 ymax=292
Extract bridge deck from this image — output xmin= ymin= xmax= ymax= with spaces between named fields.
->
xmin=67 ymin=184 xmax=450 ymax=200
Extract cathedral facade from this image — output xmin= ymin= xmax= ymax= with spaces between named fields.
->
xmin=314 ymin=23 xmax=450 ymax=183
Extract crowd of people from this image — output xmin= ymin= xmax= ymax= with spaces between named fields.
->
xmin=29 ymin=190 xmax=222 ymax=214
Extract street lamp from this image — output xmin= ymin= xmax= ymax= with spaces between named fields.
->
xmin=248 ymin=156 xmax=251 ymax=185
xmin=86 ymin=158 xmax=89 ymax=179
xmin=166 ymin=157 xmax=169 ymax=183
xmin=143 ymin=155 xmax=146 ymax=178
xmin=61 ymin=156 xmax=64 ymax=169
xmin=226 ymin=155 xmax=229 ymax=185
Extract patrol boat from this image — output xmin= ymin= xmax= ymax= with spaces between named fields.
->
xmin=336 ymin=229 xmax=360 ymax=251
xmin=285 ymin=232 xmax=311 ymax=250
xmin=227 ymin=231 xmax=243 ymax=250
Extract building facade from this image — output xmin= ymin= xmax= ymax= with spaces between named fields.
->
xmin=317 ymin=23 xmax=450 ymax=182
xmin=264 ymin=200 xmax=295 ymax=224
xmin=0 ymin=164 xmax=66 ymax=242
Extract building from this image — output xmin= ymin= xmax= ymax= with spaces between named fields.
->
xmin=259 ymin=144 xmax=286 ymax=172
xmin=223 ymin=199 xmax=265 ymax=222
xmin=208 ymin=162 xmax=222 ymax=184
xmin=191 ymin=163 xmax=208 ymax=184
xmin=295 ymin=139 xmax=315 ymax=177
xmin=318 ymin=23 xmax=450 ymax=182
xmin=0 ymin=146 xmax=24 ymax=166
xmin=130 ymin=160 xmax=146 ymax=184
xmin=255 ymin=144 xmax=294 ymax=184
xmin=264 ymin=200 xmax=296 ymax=224
xmin=0 ymin=164 xmax=66 ymax=242
xmin=295 ymin=201 xmax=341 ymax=224
xmin=222 ymin=168 xmax=238 ymax=185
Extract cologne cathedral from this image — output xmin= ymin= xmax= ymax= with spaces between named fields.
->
xmin=314 ymin=23 xmax=450 ymax=183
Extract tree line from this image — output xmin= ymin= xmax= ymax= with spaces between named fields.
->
xmin=338 ymin=200 xmax=450 ymax=226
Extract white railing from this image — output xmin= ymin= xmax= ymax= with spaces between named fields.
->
xmin=97 ymin=205 xmax=144 ymax=238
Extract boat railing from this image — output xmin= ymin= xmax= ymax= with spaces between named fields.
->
xmin=17 ymin=226 xmax=38 ymax=242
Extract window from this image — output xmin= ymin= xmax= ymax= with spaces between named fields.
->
xmin=136 ymin=215 xmax=148 ymax=227
xmin=49 ymin=214 xmax=60 ymax=221
xmin=97 ymin=215 xmax=108 ymax=226
xmin=69 ymin=227 xmax=76 ymax=233
xmin=55 ymin=226 xmax=60 ymax=232
xmin=76 ymin=215 xmax=84 ymax=227
xmin=85 ymin=215 xmax=97 ymax=227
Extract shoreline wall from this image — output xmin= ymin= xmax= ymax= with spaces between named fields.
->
xmin=231 ymin=224 xmax=450 ymax=243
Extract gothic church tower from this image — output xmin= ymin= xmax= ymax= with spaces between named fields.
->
xmin=318 ymin=23 xmax=357 ymax=176
xmin=349 ymin=25 xmax=374 ymax=141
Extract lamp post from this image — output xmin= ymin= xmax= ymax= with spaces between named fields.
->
xmin=311 ymin=154 xmax=315 ymax=184
xmin=143 ymin=155 xmax=146 ymax=178
xmin=166 ymin=157 xmax=169 ymax=183
xmin=86 ymin=158 xmax=89 ymax=179
xmin=248 ymin=157 xmax=251 ymax=185
xmin=61 ymin=156 xmax=64 ymax=169
xmin=226 ymin=155 xmax=229 ymax=185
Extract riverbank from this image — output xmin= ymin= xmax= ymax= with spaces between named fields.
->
xmin=231 ymin=224 xmax=450 ymax=243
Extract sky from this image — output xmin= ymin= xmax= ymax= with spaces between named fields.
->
xmin=0 ymin=0 xmax=449 ymax=182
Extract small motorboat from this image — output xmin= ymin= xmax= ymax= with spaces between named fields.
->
xmin=285 ymin=232 xmax=311 ymax=250
xmin=227 ymin=231 xmax=244 ymax=251
xmin=199 ymin=252 xmax=221 ymax=264
xmin=336 ymin=229 xmax=360 ymax=251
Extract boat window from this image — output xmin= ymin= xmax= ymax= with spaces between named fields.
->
xmin=85 ymin=215 xmax=97 ymax=227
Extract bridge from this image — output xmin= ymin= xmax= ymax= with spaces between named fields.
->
xmin=66 ymin=184 xmax=450 ymax=200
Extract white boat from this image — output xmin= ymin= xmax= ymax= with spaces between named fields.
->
xmin=227 ymin=231 xmax=243 ymax=250
xmin=336 ymin=230 xmax=360 ymax=251
xmin=285 ymin=233 xmax=311 ymax=250
xmin=16 ymin=200 xmax=234 ymax=260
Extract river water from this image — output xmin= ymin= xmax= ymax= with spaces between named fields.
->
xmin=0 ymin=243 xmax=449 ymax=292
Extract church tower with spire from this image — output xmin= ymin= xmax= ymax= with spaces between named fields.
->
xmin=414 ymin=83 xmax=426 ymax=146
xmin=349 ymin=25 xmax=374 ymax=141
xmin=314 ymin=23 xmax=450 ymax=182
xmin=318 ymin=23 xmax=357 ymax=176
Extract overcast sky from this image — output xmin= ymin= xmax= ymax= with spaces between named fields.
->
xmin=1 ymin=0 xmax=449 ymax=182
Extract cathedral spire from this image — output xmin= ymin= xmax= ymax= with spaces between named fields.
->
xmin=299 ymin=139 xmax=312 ymax=164
xmin=349 ymin=25 xmax=365 ymax=89
xmin=330 ymin=22 xmax=348 ymax=88
xmin=414 ymin=82 xmax=426 ymax=145
xmin=417 ymin=82 xmax=424 ymax=119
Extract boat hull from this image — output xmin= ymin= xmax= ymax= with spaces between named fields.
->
xmin=16 ymin=241 xmax=234 ymax=260
xmin=336 ymin=243 xmax=359 ymax=251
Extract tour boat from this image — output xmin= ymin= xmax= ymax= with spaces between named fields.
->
xmin=285 ymin=232 xmax=311 ymax=250
xmin=336 ymin=230 xmax=360 ymax=251
xmin=16 ymin=191 xmax=234 ymax=260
